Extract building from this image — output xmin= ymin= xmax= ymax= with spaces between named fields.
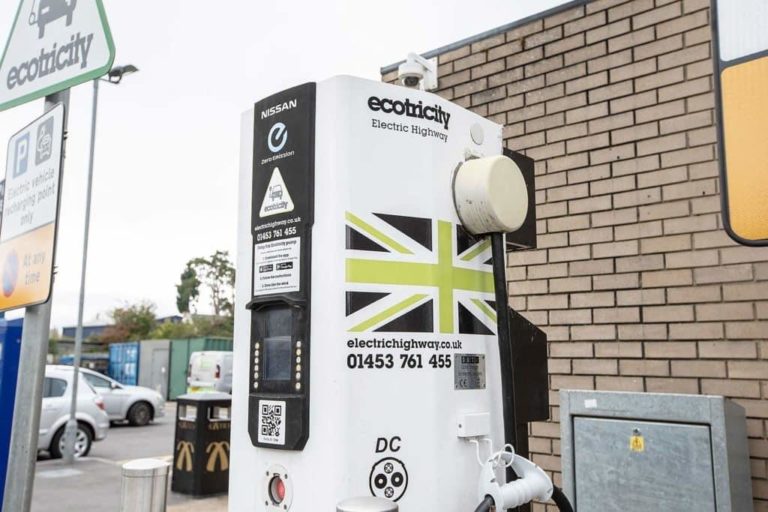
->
xmin=61 ymin=323 xmax=111 ymax=341
xmin=382 ymin=0 xmax=767 ymax=507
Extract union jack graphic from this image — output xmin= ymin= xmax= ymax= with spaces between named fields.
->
xmin=345 ymin=212 xmax=498 ymax=335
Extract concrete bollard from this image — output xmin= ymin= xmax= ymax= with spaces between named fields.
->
xmin=121 ymin=458 xmax=171 ymax=512
xmin=337 ymin=497 xmax=399 ymax=512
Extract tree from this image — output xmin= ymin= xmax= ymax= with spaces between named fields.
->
xmin=149 ymin=314 xmax=233 ymax=339
xmin=175 ymin=251 xmax=235 ymax=316
xmin=151 ymin=319 xmax=196 ymax=339
xmin=99 ymin=302 xmax=157 ymax=343
xmin=176 ymin=264 xmax=200 ymax=315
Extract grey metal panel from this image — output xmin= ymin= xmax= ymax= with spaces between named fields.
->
xmin=138 ymin=339 xmax=170 ymax=398
xmin=560 ymin=390 xmax=753 ymax=512
xmin=573 ymin=417 xmax=715 ymax=511
xmin=722 ymin=399 xmax=753 ymax=509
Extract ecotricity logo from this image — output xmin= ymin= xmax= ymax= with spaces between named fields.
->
xmin=368 ymin=96 xmax=451 ymax=129
xmin=5 ymin=0 xmax=96 ymax=91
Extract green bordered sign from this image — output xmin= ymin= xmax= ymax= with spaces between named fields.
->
xmin=0 ymin=0 xmax=115 ymax=112
xmin=711 ymin=0 xmax=768 ymax=245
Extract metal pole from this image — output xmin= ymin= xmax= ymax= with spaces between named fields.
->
xmin=64 ymin=78 xmax=99 ymax=463
xmin=2 ymin=89 xmax=70 ymax=512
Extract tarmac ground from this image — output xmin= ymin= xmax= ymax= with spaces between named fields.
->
xmin=31 ymin=402 xmax=227 ymax=512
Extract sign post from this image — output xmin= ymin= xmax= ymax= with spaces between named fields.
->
xmin=2 ymin=90 xmax=68 ymax=512
xmin=711 ymin=0 xmax=768 ymax=245
xmin=0 ymin=0 xmax=115 ymax=504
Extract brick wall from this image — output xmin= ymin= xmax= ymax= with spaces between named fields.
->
xmin=384 ymin=0 xmax=768 ymax=508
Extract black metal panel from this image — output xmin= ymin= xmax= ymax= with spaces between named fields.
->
xmin=247 ymin=82 xmax=316 ymax=451
xmin=503 ymin=149 xmax=537 ymax=251
xmin=509 ymin=307 xmax=549 ymax=423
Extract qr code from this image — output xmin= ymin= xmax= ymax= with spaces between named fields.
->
xmin=258 ymin=400 xmax=286 ymax=445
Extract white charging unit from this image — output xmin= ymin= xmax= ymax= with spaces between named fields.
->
xmin=232 ymin=75 xmax=527 ymax=509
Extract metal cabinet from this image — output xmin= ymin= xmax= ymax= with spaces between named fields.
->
xmin=560 ymin=390 xmax=752 ymax=511
xmin=138 ymin=339 xmax=170 ymax=399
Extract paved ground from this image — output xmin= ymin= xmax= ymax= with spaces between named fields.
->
xmin=32 ymin=403 xmax=228 ymax=512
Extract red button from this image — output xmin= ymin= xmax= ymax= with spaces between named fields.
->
xmin=270 ymin=476 xmax=286 ymax=504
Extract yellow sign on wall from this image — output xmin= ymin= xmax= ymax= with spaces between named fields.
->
xmin=0 ymin=104 xmax=63 ymax=311
xmin=713 ymin=1 xmax=768 ymax=245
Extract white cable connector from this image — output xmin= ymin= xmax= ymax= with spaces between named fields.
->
xmin=477 ymin=446 xmax=553 ymax=509
xmin=453 ymin=155 xmax=529 ymax=236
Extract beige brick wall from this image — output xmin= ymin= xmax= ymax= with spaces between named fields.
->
xmin=384 ymin=0 xmax=768 ymax=508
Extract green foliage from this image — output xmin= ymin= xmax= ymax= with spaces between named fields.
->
xmin=193 ymin=315 xmax=234 ymax=337
xmin=176 ymin=264 xmax=200 ymax=314
xmin=149 ymin=315 xmax=233 ymax=339
xmin=151 ymin=320 xmax=196 ymax=339
xmin=175 ymin=250 xmax=235 ymax=316
xmin=99 ymin=302 xmax=157 ymax=343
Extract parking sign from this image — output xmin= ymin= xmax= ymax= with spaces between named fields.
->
xmin=712 ymin=0 xmax=768 ymax=245
xmin=0 ymin=104 xmax=64 ymax=311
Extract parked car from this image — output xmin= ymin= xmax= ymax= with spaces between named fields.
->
xmin=39 ymin=365 xmax=110 ymax=458
xmin=187 ymin=351 xmax=233 ymax=394
xmin=79 ymin=367 xmax=165 ymax=426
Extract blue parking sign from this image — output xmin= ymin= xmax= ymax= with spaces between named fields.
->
xmin=13 ymin=133 xmax=28 ymax=178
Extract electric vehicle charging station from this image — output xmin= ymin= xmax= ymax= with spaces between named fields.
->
xmin=232 ymin=75 xmax=568 ymax=511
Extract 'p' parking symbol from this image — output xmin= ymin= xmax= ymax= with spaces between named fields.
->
xmin=14 ymin=133 xmax=29 ymax=178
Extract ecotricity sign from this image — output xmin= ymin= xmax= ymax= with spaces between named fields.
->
xmin=367 ymin=95 xmax=451 ymax=129
xmin=0 ymin=0 xmax=115 ymax=111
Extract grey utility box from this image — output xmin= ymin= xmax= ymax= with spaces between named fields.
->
xmin=560 ymin=390 xmax=752 ymax=511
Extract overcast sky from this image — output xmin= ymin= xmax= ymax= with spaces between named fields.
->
xmin=0 ymin=0 xmax=567 ymax=329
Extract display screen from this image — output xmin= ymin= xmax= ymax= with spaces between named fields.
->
xmin=264 ymin=336 xmax=292 ymax=381
xmin=259 ymin=306 xmax=293 ymax=382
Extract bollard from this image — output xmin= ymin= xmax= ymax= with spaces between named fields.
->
xmin=120 ymin=458 xmax=170 ymax=512
xmin=337 ymin=497 xmax=399 ymax=512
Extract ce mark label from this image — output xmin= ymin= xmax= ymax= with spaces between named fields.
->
xmin=268 ymin=122 xmax=288 ymax=153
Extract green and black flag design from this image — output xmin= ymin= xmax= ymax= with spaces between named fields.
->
xmin=345 ymin=212 xmax=497 ymax=335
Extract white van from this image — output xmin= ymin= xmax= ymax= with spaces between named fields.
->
xmin=187 ymin=351 xmax=233 ymax=394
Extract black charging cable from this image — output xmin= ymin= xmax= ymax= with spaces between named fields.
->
xmin=488 ymin=232 xmax=575 ymax=512
xmin=551 ymin=486 xmax=574 ymax=512
xmin=474 ymin=496 xmax=495 ymax=512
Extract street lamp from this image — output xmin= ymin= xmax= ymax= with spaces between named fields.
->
xmin=63 ymin=64 xmax=139 ymax=464
xmin=106 ymin=64 xmax=139 ymax=84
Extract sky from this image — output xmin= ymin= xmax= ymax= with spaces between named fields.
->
xmin=0 ymin=0 xmax=568 ymax=330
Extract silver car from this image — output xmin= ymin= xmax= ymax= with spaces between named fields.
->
xmin=79 ymin=367 xmax=165 ymax=426
xmin=39 ymin=365 xmax=110 ymax=458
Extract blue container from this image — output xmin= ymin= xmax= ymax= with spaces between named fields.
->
xmin=108 ymin=342 xmax=140 ymax=385
xmin=0 ymin=317 xmax=23 ymax=509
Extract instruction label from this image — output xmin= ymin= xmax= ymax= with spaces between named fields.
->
xmin=253 ymin=237 xmax=300 ymax=296
xmin=454 ymin=354 xmax=486 ymax=390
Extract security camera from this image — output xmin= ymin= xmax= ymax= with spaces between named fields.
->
xmin=398 ymin=53 xmax=438 ymax=91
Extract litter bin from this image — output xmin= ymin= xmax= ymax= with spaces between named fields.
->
xmin=171 ymin=393 xmax=231 ymax=496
